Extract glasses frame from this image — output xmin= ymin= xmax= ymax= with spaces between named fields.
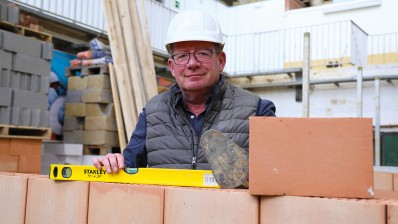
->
xmin=171 ymin=49 xmax=220 ymax=65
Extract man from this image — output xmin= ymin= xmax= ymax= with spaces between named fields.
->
xmin=93 ymin=10 xmax=276 ymax=188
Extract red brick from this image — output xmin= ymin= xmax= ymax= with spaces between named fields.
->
xmin=394 ymin=174 xmax=398 ymax=191
xmin=374 ymin=172 xmax=393 ymax=191
xmin=25 ymin=176 xmax=89 ymax=223
xmin=249 ymin=117 xmax=374 ymax=198
xmin=0 ymin=173 xmax=28 ymax=224
xmin=388 ymin=201 xmax=398 ymax=224
xmin=165 ymin=187 xmax=259 ymax=224
xmin=261 ymin=196 xmax=386 ymax=224
xmin=0 ymin=138 xmax=10 ymax=154
xmin=88 ymin=182 xmax=164 ymax=223
xmin=0 ymin=155 xmax=19 ymax=172
xmin=375 ymin=190 xmax=398 ymax=200
xmin=9 ymin=139 xmax=42 ymax=155
xmin=18 ymin=154 xmax=41 ymax=174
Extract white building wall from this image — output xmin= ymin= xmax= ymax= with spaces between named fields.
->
xmin=253 ymin=80 xmax=398 ymax=125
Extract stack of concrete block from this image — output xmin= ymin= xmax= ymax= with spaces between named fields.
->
xmin=64 ymin=66 xmax=119 ymax=155
xmin=0 ymin=28 xmax=52 ymax=127
xmin=0 ymin=2 xmax=19 ymax=25
xmin=1 ymin=171 xmax=398 ymax=223
xmin=40 ymin=141 xmax=84 ymax=175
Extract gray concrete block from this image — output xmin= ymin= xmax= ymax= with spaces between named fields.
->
xmin=21 ymin=107 xmax=31 ymax=126
xmin=12 ymin=53 xmax=51 ymax=75
xmin=40 ymin=110 xmax=49 ymax=127
xmin=40 ymin=75 xmax=50 ymax=94
xmin=0 ymin=69 xmax=9 ymax=87
xmin=0 ymin=50 xmax=12 ymax=70
xmin=0 ymin=87 xmax=12 ymax=106
xmin=10 ymin=106 xmax=20 ymax=125
xmin=0 ymin=3 xmax=7 ymax=21
xmin=20 ymin=73 xmax=31 ymax=91
xmin=41 ymin=41 xmax=53 ymax=60
xmin=6 ymin=4 xmax=19 ymax=25
xmin=66 ymin=90 xmax=82 ymax=103
xmin=31 ymin=74 xmax=41 ymax=92
xmin=10 ymin=71 xmax=21 ymax=89
xmin=31 ymin=109 xmax=41 ymax=127
xmin=64 ymin=130 xmax=84 ymax=144
xmin=0 ymin=30 xmax=42 ymax=57
xmin=11 ymin=107 xmax=32 ymax=126
xmin=12 ymin=89 xmax=48 ymax=110
xmin=0 ymin=106 xmax=11 ymax=124
xmin=63 ymin=116 xmax=84 ymax=131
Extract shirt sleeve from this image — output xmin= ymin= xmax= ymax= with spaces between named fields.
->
xmin=255 ymin=98 xmax=276 ymax=116
xmin=123 ymin=109 xmax=148 ymax=168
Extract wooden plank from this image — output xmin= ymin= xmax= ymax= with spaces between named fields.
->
xmin=103 ymin=0 xmax=136 ymax=136
xmin=117 ymin=0 xmax=146 ymax=115
xmin=129 ymin=0 xmax=158 ymax=100
xmin=109 ymin=63 xmax=127 ymax=151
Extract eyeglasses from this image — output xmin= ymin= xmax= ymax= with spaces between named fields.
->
xmin=171 ymin=49 xmax=219 ymax=65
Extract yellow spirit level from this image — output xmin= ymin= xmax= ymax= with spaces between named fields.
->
xmin=49 ymin=164 xmax=220 ymax=188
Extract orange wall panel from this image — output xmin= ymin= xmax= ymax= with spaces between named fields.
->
xmin=0 ymin=138 xmax=10 ymax=154
xmin=261 ymin=196 xmax=386 ymax=224
xmin=374 ymin=172 xmax=394 ymax=191
xmin=9 ymin=139 xmax=42 ymax=156
xmin=164 ymin=187 xmax=259 ymax=224
xmin=249 ymin=117 xmax=374 ymax=199
xmin=0 ymin=155 xmax=19 ymax=172
xmin=88 ymin=182 xmax=165 ymax=224
xmin=0 ymin=173 xmax=28 ymax=224
xmin=25 ymin=176 xmax=89 ymax=224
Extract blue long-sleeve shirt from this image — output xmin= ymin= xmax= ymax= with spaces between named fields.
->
xmin=123 ymin=98 xmax=276 ymax=168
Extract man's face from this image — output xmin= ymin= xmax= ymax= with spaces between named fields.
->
xmin=168 ymin=41 xmax=226 ymax=94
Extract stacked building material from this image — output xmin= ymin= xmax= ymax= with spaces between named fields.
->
xmin=0 ymin=2 xmax=19 ymax=25
xmin=1 ymin=170 xmax=398 ymax=223
xmin=64 ymin=60 xmax=119 ymax=155
xmin=0 ymin=23 xmax=52 ymax=128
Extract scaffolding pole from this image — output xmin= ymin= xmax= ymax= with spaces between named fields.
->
xmin=374 ymin=77 xmax=381 ymax=166
xmin=303 ymin=32 xmax=310 ymax=118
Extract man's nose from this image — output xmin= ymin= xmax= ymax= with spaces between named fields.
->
xmin=187 ymin=53 xmax=201 ymax=66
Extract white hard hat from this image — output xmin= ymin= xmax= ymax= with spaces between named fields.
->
xmin=50 ymin=71 xmax=59 ymax=83
xmin=164 ymin=10 xmax=224 ymax=53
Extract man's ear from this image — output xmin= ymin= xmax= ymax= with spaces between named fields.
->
xmin=168 ymin=58 xmax=176 ymax=77
xmin=218 ymin=51 xmax=226 ymax=72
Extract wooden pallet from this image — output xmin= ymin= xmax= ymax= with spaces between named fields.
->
xmin=0 ymin=124 xmax=52 ymax=140
xmin=0 ymin=20 xmax=52 ymax=42
xmin=66 ymin=64 xmax=110 ymax=77
xmin=83 ymin=145 xmax=120 ymax=155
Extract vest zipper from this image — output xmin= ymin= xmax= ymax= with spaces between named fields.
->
xmin=191 ymin=133 xmax=197 ymax=169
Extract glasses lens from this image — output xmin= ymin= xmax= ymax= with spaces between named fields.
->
xmin=194 ymin=49 xmax=212 ymax=62
xmin=173 ymin=53 xmax=189 ymax=65
xmin=172 ymin=49 xmax=214 ymax=65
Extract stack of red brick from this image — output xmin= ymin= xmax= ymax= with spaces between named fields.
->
xmin=0 ymin=171 xmax=397 ymax=223
xmin=0 ymin=138 xmax=41 ymax=174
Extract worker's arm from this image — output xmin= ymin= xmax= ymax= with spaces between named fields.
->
xmin=256 ymin=98 xmax=276 ymax=116
xmin=92 ymin=110 xmax=148 ymax=173
xmin=123 ymin=110 xmax=148 ymax=168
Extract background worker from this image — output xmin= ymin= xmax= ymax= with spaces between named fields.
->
xmin=93 ymin=10 xmax=276 ymax=187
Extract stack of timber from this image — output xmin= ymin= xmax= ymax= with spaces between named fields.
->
xmin=103 ymin=0 xmax=158 ymax=152
xmin=64 ymin=62 xmax=120 ymax=155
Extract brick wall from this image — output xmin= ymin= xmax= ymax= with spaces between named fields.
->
xmin=1 ymin=171 xmax=398 ymax=223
